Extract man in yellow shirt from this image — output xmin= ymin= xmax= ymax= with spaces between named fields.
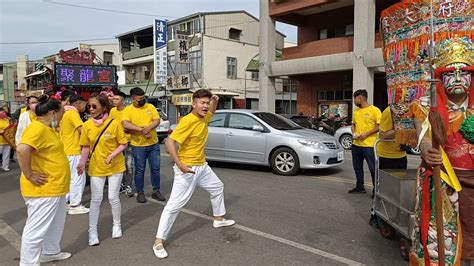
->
xmin=152 ymin=89 xmax=235 ymax=259
xmin=111 ymin=91 xmax=134 ymax=197
xmin=60 ymin=94 xmax=89 ymax=215
xmin=122 ymin=87 xmax=164 ymax=203
xmin=377 ymin=106 xmax=407 ymax=169
xmin=349 ymin=89 xmax=382 ymax=194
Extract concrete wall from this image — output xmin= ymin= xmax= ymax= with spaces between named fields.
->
xmin=91 ymin=43 xmax=121 ymax=66
xmin=202 ymin=35 xmax=260 ymax=99
xmin=205 ymin=13 xmax=284 ymax=50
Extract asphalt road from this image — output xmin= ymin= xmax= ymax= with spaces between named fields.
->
xmin=0 ymin=147 xmax=420 ymax=265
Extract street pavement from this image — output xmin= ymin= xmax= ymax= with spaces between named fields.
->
xmin=0 ymin=147 xmax=420 ymax=265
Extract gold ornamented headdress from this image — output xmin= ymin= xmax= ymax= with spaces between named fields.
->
xmin=434 ymin=36 xmax=474 ymax=68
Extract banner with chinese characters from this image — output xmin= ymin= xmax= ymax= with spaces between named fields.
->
xmin=176 ymin=31 xmax=190 ymax=64
xmin=154 ymin=19 xmax=168 ymax=85
xmin=54 ymin=64 xmax=117 ymax=87
xmin=167 ymin=74 xmax=190 ymax=90
xmin=172 ymin=93 xmax=193 ymax=106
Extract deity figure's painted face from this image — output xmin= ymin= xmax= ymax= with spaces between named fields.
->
xmin=442 ymin=64 xmax=471 ymax=95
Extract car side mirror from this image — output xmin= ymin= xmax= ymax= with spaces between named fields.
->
xmin=252 ymin=125 xmax=265 ymax=132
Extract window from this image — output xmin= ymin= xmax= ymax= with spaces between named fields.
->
xmin=251 ymin=71 xmax=259 ymax=81
xmin=318 ymin=91 xmax=326 ymax=101
xmin=283 ymin=79 xmax=296 ymax=92
xmin=227 ymin=57 xmax=237 ymax=79
xmin=319 ymin=29 xmax=328 ymax=40
xmin=229 ymin=114 xmax=262 ymax=131
xmin=335 ymin=90 xmax=344 ymax=100
xmin=209 ymin=113 xmax=226 ymax=128
xmin=103 ymin=51 xmax=114 ymax=65
xmin=190 ymin=50 xmax=202 ymax=76
xmin=326 ymin=91 xmax=335 ymax=101
xmin=345 ymin=24 xmax=354 ymax=36
xmin=335 ymin=25 xmax=346 ymax=37
xmin=344 ymin=90 xmax=352 ymax=100
xmin=229 ymin=28 xmax=242 ymax=41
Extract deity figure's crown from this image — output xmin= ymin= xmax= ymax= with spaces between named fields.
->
xmin=435 ymin=36 xmax=474 ymax=68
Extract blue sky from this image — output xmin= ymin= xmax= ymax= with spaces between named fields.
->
xmin=0 ymin=0 xmax=296 ymax=63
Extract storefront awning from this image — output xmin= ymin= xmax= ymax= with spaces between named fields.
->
xmin=25 ymin=69 xmax=47 ymax=78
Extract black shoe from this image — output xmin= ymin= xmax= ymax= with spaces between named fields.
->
xmin=348 ymin=187 xmax=367 ymax=194
xmin=151 ymin=191 xmax=166 ymax=202
xmin=137 ymin=192 xmax=147 ymax=203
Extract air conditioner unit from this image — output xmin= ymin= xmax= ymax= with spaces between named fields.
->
xmin=130 ymin=68 xmax=136 ymax=74
xmin=142 ymin=66 xmax=149 ymax=71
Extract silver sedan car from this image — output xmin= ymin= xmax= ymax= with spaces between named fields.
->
xmin=205 ymin=110 xmax=344 ymax=176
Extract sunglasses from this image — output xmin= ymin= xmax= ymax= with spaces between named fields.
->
xmin=87 ymin=104 xmax=98 ymax=110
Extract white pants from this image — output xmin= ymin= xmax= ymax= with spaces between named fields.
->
xmin=66 ymin=155 xmax=86 ymax=206
xmin=20 ymin=196 xmax=67 ymax=266
xmin=89 ymin=173 xmax=123 ymax=230
xmin=0 ymin=144 xmax=11 ymax=170
xmin=156 ymin=164 xmax=226 ymax=240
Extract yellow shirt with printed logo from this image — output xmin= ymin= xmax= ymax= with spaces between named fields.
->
xmin=0 ymin=118 xmax=10 ymax=144
xmin=20 ymin=121 xmax=70 ymax=197
xmin=79 ymin=118 xmax=127 ymax=177
xmin=170 ymin=112 xmax=213 ymax=166
xmin=377 ymin=107 xmax=406 ymax=159
xmin=352 ymin=105 xmax=382 ymax=148
xmin=60 ymin=110 xmax=83 ymax=155
xmin=122 ymin=103 xmax=159 ymax=147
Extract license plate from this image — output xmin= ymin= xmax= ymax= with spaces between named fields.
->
xmin=337 ymin=151 xmax=344 ymax=161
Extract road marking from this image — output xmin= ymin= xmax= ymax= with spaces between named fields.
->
xmin=309 ymin=175 xmax=373 ymax=188
xmin=147 ymin=197 xmax=364 ymax=265
xmin=0 ymin=219 xmax=21 ymax=251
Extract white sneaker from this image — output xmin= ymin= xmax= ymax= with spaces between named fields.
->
xmin=88 ymin=229 xmax=99 ymax=246
xmin=40 ymin=252 xmax=72 ymax=263
xmin=152 ymin=243 xmax=168 ymax=259
xmin=213 ymin=219 xmax=236 ymax=228
xmin=112 ymin=225 xmax=122 ymax=239
xmin=2 ymin=168 xmax=9 ymax=172
xmin=68 ymin=205 xmax=89 ymax=215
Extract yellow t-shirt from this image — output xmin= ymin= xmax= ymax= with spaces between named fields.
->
xmin=19 ymin=121 xmax=70 ymax=197
xmin=170 ymin=112 xmax=213 ymax=166
xmin=377 ymin=107 xmax=406 ymax=159
xmin=79 ymin=118 xmax=127 ymax=177
xmin=28 ymin=111 xmax=37 ymax=122
xmin=352 ymin=105 xmax=382 ymax=147
xmin=60 ymin=109 xmax=83 ymax=155
xmin=122 ymin=104 xmax=159 ymax=147
xmin=21 ymin=107 xmax=27 ymax=114
xmin=0 ymin=118 xmax=10 ymax=144
xmin=110 ymin=107 xmax=130 ymax=141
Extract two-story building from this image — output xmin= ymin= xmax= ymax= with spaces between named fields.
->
xmin=117 ymin=11 xmax=293 ymax=121
xmin=261 ymin=0 xmax=397 ymax=118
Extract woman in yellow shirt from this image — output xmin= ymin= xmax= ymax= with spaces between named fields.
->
xmin=77 ymin=93 xmax=128 ymax=246
xmin=16 ymin=95 xmax=72 ymax=265
xmin=0 ymin=106 xmax=11 ymax=171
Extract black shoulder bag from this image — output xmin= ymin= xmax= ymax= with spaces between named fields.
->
xmin=91 ymin=119 xmax=114 ymax=154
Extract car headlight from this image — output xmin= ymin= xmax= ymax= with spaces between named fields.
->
xmin=297 ymin=139 xmax=327 ymax=150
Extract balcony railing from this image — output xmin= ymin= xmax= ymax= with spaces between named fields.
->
xmin=282 ymin=37 xmax=354 ymax=60
xmin=123 ymin=46 xmax=154 ymax=61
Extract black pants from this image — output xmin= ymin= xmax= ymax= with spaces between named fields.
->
xmin=352 ymin=145 xmax=376 ymax=188
xmin=379 ymin=156 xmax=407 ymax=170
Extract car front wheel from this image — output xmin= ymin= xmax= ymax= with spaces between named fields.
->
xmin=270 ymin=147 xmax=300 ymax=176
xmin=339 ymin=134 xmax=353 ymax=150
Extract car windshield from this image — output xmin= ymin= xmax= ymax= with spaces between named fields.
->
xmin=254 ymin=112 xmax=302 ymax=130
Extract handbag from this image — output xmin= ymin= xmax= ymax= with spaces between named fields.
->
xmin=91 ymin=119 xmax=114 ymax=154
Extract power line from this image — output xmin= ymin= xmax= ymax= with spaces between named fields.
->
xmin=0 ymin=38 xmax=115 ymax=45
xmin=43 ymin=0 xmax=179 ymax=18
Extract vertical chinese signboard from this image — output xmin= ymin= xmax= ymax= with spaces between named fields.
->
xmin=175 ymin=31 xmax=190 ymax=64
xmin=153 ymin=19 xmax=167 ymax=85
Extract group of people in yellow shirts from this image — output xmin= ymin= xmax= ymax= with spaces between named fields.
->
xmin=15 ymin=87 xmax=235 ymax=265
